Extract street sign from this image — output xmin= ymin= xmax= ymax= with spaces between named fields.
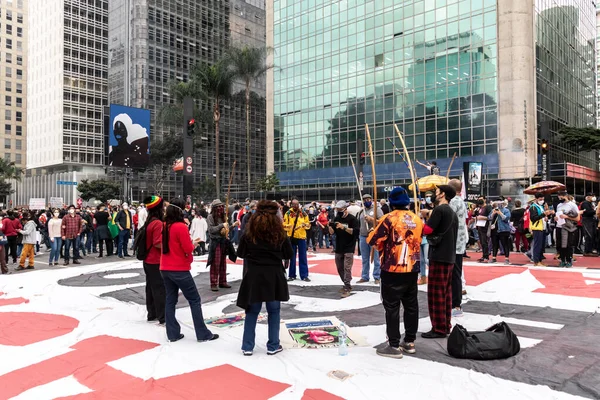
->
xmin=77 ymin=198 xmax=83 ymax=207
xmin=57 ymin=181 xmax=77 ymax=186
xmin=29 ymin=198 xmax=46 ymax=210
xmin=50 ymin=197 xmax=64 ymax=208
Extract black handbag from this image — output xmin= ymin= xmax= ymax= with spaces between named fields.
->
xmin=447 ymin=322 xmax=520 ymax=360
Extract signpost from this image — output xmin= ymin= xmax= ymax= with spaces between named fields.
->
xmin=50 ymin=197 xmax=64 ymax=208
xmin=57 ymin=181 xmax=77 ymax=186
xmin=29 ymin=198 xmax=46 ymax=210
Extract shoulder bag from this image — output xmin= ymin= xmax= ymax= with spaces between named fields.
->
xmin=289 ymin=212 xmax=300 ymax=245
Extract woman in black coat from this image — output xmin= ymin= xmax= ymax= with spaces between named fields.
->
xmin=237 ymin=200 xmax=292 ymax=356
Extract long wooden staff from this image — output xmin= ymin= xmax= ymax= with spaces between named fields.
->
xmin=223 ymin=160 xmax=237 ymax=237
xmin=348 ymin=155 xmax=364 ymax=203
xmin=365 ymin=124 xmax=378 ymax=263
xmin=394 ymin=124 xmax=420 ymax=214
xmin=446 ymin=152 xmax=457 ymax=179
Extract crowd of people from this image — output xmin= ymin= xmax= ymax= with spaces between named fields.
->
xmin=4 ymin=184 xmax=594 ymax=359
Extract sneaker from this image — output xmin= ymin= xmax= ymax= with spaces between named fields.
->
xmin=490 ymin=258 xmax=497 ymax=263
xmin=26 ymin=265 xmax=34 ymax=270
xmin=340 ymin=289 xmax=352 ymax=298
xmin=565 ymin=262 xmax=573 ymax=268
xmin=158 ymin=321 xmax=165 ymax=326
xmin=287 ymin=277 xmax=296 ymax=282
xmin=210 ymin=286 xmax=219 ymax=292
xmin=242 ymin=350 xmax=253 ymax=356
xmin=558 ymin=261 xmax=565 ymax=268
xmin=198 ymin=334 xmax=219 ymax=343
xmin=73 ymin=260 xmax=81 ymax=265
xmin=462 ymin=289 xmax=467 ymax=295
xmin=452 ymin=308 xmax=464 ymax=317
xmin=505 ymin=258 xmax=510 ymax=265
xmin=399 ymin=341 xmax=416 ymax=354
xmin=219 ymin=283 xmax=232 ymax=289
xmin=533 ymin=262 xmax=546 ymax=267
xmin=338 ymin=287 xmax=347 ymax=293
xmin=376 ymin=344 xmax=403 ymax=359
xmin=267 ymin=345 xmax=283 ymax=355
xmin=421 ymin=330 xmax=447 ymax=339
xmin=301 ymin=277 xmax=311 ymax=282
xmin=374 ymin=279 xmax=381 ymax=285
xmin=356 ymin=279 xmax=369 ymax=284
xmin=418 ymin=276 xmax=427 ymax=285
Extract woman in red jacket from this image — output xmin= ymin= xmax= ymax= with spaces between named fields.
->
xmin=160 ymin=198 xmax=218 ymax=343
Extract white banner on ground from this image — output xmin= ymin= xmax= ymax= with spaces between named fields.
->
xmin=50 ymin=197 xmax=64 ymax=208
xmin=29 ymin=198 xmax=46 ymax=210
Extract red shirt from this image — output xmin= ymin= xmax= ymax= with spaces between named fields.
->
xmin=2 ymin=218 xmax=21 ymax=236
xmin=145 ymin=219 xmax=163 ymax=265
xmin=160 ymin=222 xmax=194 ymax=271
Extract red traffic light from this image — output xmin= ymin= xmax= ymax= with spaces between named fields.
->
xmin=188 ymin=118 xmax=196 ymax=126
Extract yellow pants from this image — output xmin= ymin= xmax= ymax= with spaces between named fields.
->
xmin=19 ymin=244 xmax=35 ymax=267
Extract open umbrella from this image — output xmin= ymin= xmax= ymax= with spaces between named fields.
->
xmin=523 ymin=181 xmax=566 ymax=195
xmin=409 ymin=175 xmax=449 ymax=192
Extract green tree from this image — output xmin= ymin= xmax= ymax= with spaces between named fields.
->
xmin=226 ymin=45 xmax=274 ymax=193
xmin=193 ymin=176 xmax=217 ymax=203
xmin=192 ymin=60 xmax=235 ymax=198
xmin=77 ymin=179 xmax=121 ymax=202
xmin=256 ymin=172 xmax=280 ymax=194
xmin=0 ymin=158 xmax=23 ymax=204
xmin=559 ymin=126 xmax=600 ymax=151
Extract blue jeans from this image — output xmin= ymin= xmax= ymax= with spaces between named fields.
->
xmin=420 ymin=240 xmax=429 ymax=276
xmin=117 ymin=229 xmax=131 ymax=257
xmin=160 ymin=270 xmax=213 ymax=341
xmin=318 ymin=229 xmax=330 ymax=248
xmin=82 ymin=231 xmax=93 ymax=253
xmin=64 ymin=237 xmax=80 ymax=262
xmin=49 ymin=237 xmax=62 ymax=263
xmin=532 ymin=230 xmax=545 ymax=263
xmin=242 ymin=301 xmax=281 ymax=352
xmin=17 ymin=243 xmax=23 ymax=257
xmin=289 ymin=239 xmax=309 ymax=280
xmin=359 ymin=235 xmax=380 ymax=280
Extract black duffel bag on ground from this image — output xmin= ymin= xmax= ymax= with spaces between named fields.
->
xmin=447 ymin=322 xmax=520 ymax=360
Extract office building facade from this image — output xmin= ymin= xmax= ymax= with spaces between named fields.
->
xmin=109 ymin=0 xmax=267 ymax=201
xmin=0 ymin=0 xmax=27 ymax=168
xmin=267 ymin=0 xmax=598 ymax=199
xmin=9 ymin=0 xmax=108 ymax=206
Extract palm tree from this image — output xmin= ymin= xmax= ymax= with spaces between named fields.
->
xmin=157 ymin=81 xmax=203 ymax=127
xmin=0 ymin=158 xmax=23 ymax=181
xmin=192 ymin=60 xmax=235 ymax=198
xmin=226 ymin=45 xmax=273 ymax=193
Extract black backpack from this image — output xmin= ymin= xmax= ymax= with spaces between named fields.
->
xmin=133 ymin=218 xmax=156 ymax=261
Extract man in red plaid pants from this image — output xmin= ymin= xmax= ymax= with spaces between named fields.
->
xmin=421 ymin=185 xmax=458 ymax=339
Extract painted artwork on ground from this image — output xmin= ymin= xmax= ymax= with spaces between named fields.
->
xmin=204 ymin=312 xmax=266 ymax=329
xmin=282 ymin=317 xmax=366 ymax=349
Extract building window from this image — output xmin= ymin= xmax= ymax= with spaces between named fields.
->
xmin=17 ymin=13 xmax=23 ymax=24
xmin=5 ymin=68 xmax=11 ymax=78
xmin=5 ymin=82 xmax=11 ymax=92
xmin=16 ymin=69 xmax=22 ymax=79
xmin=15 ymin=153 xmax=21 ymax=165
xmin=15 ymin=139 xmax=21 ymax=150
xmin=15 ymin=83 xmax=21 ymax=94
xmin=16 ymin=97 xmax=22 ymax=107
xmin=4 ymin=110 xmax=10 ymax=121
xmin=15 ymin=111 xmax=22 ymax=122
xmin=17 ymin=27 xmax=22 ymax=38
xmin=16 ymin=126 xmax=21 ymax=136
xmin=4 ymin=124 xmax=11 ymax=135
xmin=6 ymin=11 xmax=12 ymax=21
xmin=5 ymin=53 xmax=12 ymax=64
xmin=6 ymin=39 xmax=12 ymax=49
xmin=6 ymin=25 xmax=12 ymax=35
xmin=5 ymin=96 xmax=11 ymax=106
xmin=16 ymin=56 xmax=21 ymax=66
xmin=5 ymin=139 xmax=11 ymax=149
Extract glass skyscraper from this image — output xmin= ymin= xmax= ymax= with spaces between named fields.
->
xmin=267 ymin=0 xmax=598 ymax=199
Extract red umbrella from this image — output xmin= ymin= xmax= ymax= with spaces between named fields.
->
xmin=523 ymin=181 xmax=566 ymax=195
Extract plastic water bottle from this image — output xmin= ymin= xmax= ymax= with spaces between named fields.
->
xmin=338 ymin=323 xmax=348 ymax=356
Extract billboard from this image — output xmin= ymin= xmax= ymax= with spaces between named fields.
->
xmin=463 ymin=162 xmax=483 ymax=201
xmin=108 ymin=105 xmax=151 ymax=168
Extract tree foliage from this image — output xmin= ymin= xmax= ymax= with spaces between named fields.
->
xmin=256 ymin=173 xmax=280 ymax=192
xmin=0 ymin=158 xmax=23 ymax=181
xmin=193 ymin=176 xmax=217 ymax=203
xmin=559 ymin=126 xmax=600 ymax=151
xmin=0 ymin=179 xmax=14 ymax=199
xmin=77 ymin=179 xmax=121 ymax=202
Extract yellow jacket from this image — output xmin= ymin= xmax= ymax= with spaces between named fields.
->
xmin=283 ymin=209 xmax=310 ymax=240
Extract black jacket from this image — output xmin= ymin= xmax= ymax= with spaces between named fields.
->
xmin=236 ymin=235 xmax=292 ymax=310
xmin=115 ymin=209 xmax=133 ymax=230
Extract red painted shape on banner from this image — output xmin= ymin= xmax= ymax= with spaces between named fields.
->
xmin=0 ymin=312 xmax=78 ymax=346
xmin=302 ymin=389 xmax=345 ymax=400
xmin=0 ymin=296 xmax=29 ymax=306
xmin=0 ymin=335 xmax=158 ymax=400
xmin=57 ymin=364 xmax=290 ymax=400
xmin=463 ymin=266 xmax=526 ymax=286
xmin=530 ymin=270 xmax=600 ymax=298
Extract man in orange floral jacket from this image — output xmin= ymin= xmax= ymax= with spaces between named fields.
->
xmin=368 ymin=187 xmax=423 ymax=359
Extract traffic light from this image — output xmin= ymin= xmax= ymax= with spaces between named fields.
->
xmin=186 ymin=118 xmax=196 ymax=137
xmin=359 ymin=152 xmax=366 ymax=165
xmin=540 ymin=139 xmax=549 ymax=154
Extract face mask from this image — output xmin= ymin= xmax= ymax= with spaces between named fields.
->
xmin=123 ymin=205 xmax=129 ymax=210
xmin=337 ymin=211 xmax=345 ymax=218
xmin=54 ymin=212 xmax=60 ymax=217
xmin=364 ymin=201 xmax=372 ymax=208
xmin=593 ymin=197 xmax=597 ymax=202
xmin=425 ymin=197 xmax=432 ymax=204
xmin=191 ymin=212 xmax=195 ymax=216
xmin=251 ymin=209 xmax=256 ymax=214
xmin=69 ymin=209 xmax=75 ymax=214
xmin=537 ymin=200 xmax=544 ymax=205
xmin=559 ymin=198 xmax=566 ymax=203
